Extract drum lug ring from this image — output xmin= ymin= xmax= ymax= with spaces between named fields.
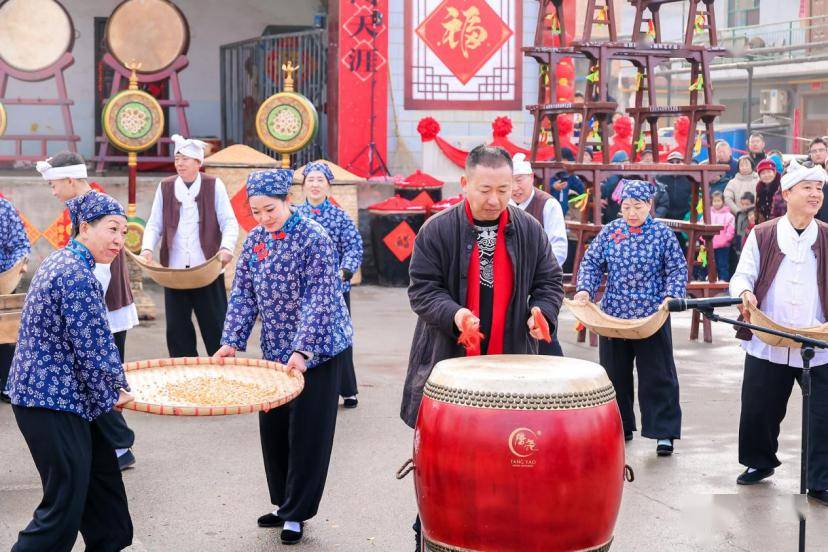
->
xmin=396 ymin=458 xmax=415 ymax=479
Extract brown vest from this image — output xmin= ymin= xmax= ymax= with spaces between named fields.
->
xmin=524 ymin=188 xmax=553 ymax=226
xmin=735 ymin=218 xmax=828 ymax=340
xmin=105 ymin=249 xmax=134 ymax=312
xmin=159 ymin=174 xmax=221 ymax=267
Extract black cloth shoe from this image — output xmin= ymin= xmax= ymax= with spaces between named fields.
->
xmin=0 ymin=391 xmax=10 ymax=403
xmin=343 ymin=397 xmax=358 ymax=409
xmin=656 ymin=440 xmax=674 ymax=456
xmin=736 ymin=468 xmax=775 ymax=485
xmin=807 ymin=489 xmax=828 ymax=506
xmin=117 ymin=449 xmax=136 ymax=471
xmin=280 ymin=522 xmax=304 ymax=545
xmin=257 ymin=512 xmax=284 ymax=527
xmin=624 ymin=431 xmax=633 ymax=442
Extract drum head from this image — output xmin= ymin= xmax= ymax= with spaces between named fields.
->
xmin=102 ymin=89 xmax=165 ymax=153
xmin=256 ymin=92 xmax=319 ymax=154
xmin=428 ymin=355 xmax=612 ymax=397
xmin=0 ymin=0 xmax=73 ymax=73
xmin=106 ymin=0 xmax=189 ymax=74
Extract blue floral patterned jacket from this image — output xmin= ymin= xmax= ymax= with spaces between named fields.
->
xmin=576 ymin=217 xmax=687 ymax=319
xmin=294 ymin=199 xmax=363 ymax=292
xmin=0 ymin=197 xmax=30 ymax=272
xmin=221 ymin=213 xmax=353 ymax=368
xmin=8 ymin=240 xmax=128 ymax=420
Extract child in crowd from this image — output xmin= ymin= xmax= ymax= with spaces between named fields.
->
xmin=710 ymin=191 xmax=735 ymax=281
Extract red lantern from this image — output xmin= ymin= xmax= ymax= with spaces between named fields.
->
xmin=556 ymin=83 xmax=574 ymax=102
xmin=556 ymin=62 xmax=575 ymax=83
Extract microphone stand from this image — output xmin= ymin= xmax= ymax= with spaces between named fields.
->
xmin=696 ymin=306 xmax=828 ymax=552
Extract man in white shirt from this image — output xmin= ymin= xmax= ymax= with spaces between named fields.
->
xmin=140 ymin=135 xmax=239 ymax=357
xmin=510 ymin=153 xmax=567 ymax=356
xmin=730 ymin=158 xmax=828 ymax=505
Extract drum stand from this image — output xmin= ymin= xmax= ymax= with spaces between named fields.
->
xmin=0 ymin=53 xmax=79 ymax=162
xmin=93 ymin=53 xmax=191 ymax=173
xmin=697 ymin=306 xmax=828 ymax=552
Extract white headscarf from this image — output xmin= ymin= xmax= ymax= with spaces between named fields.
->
xmin=171 ymin=134 xmax=208 ymax=163
xmin=781 ymin=157 xmax=828 ymax=191
xmin=36 ymin=158 xmax=87 ymax=181
xmin=512 ymin=153 xmax=533 ymax=176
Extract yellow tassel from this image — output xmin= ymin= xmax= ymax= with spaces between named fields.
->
xmin=689 ymin=75 xmax=704 ymax=91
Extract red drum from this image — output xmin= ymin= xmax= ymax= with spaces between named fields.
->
xmin=414 ymin=355 xmax=625 ymax=551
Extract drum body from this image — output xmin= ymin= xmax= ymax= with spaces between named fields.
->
xmin=414 ymin=355 xmax=625 ymax=552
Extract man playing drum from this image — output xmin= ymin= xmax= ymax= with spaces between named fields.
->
xmin=402 ymin=145 xmax=564 ymax=549
xmin=730 ymin=159 xmax=828 ymax=505
xmin=140 ymin=135 xmax=239 ymax=358
xmin=574 ymin=180 xmax=687 ymax=457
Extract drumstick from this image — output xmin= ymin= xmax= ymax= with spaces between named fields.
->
xmin=457 ymin=314 xmax=485 ymax=354
xmin=532 ymin=307 xmax=552 ymax=343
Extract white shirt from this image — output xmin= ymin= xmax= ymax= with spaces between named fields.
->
xmin=93 ymin=263 xmax=139 ymax=334
xmin=141 ymin=174 xmax=239 ymax=269
xmin=730 ymin=215 xmax=828 ymax=367
xmin=511 ymin=189 xmax=568 ymax=268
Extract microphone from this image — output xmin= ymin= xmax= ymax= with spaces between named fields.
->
xmin=666 ymin=296 xmax=743 ymax=312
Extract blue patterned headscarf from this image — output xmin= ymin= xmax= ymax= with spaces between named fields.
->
xmin=66 ymin=191 xmax=125 ymax=228
xmin=302 ymin=162 xmax=334 ymax=183
xmin=619 ymin=179 xmax=656 ymax=202
xmin=246 ymin=169 xmax=294 ymax=198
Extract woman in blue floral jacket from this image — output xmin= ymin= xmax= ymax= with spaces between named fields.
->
xmin=0 ymin=194 xmax=30 ymax=403
xmin=7 ymin=191 xmax=134 ymax=552
xmin=215 ymin=168 xmax=352 ymax=545
xmin=295 ymin=162 xmax=364 ymax=408
xmin=575 ymin=179 xmax=687 ymax=457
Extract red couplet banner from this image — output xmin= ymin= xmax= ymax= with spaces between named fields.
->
xmin=328 ymin=0 xmax=389 ymax=177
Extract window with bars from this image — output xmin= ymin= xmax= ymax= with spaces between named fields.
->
xmin=728 ymin=0 xmax=760 ymax=27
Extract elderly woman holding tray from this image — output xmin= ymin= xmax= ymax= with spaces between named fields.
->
xmin=7 ymin=191 xmax=134 ymax=552
xmin=295 ymin=162 xmax=364 ymax=408
xmin=574 ymin=179 xmax=687 ymax=457
xmin=214 ymin=168 xmax=353 ymax=545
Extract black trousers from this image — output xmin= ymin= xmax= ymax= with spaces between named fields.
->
xmin=164 ymin=274 xmax=227 ymax=357
xmin=598 ymin=317 xmax=682 ymax=440
xmin=340 ymin=291 xmax=358 ymax=397
xmin=0 ymin=342 xmax=14 ymax=392
xmin=739 ymin=354 xmax=828 ymax=490
xmin=260 ymin=353 xmax=341 ymax=521
xmin=537 ymin=326 xmax=564 ymax=356
xmin=11 ymin=407 xmax=132 ymax=552
xmin=94 ymin=331 xmax=135 ymax=451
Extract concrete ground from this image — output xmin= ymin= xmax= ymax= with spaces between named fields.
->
xmin=1 ymin=285 xmax=827 ymax=551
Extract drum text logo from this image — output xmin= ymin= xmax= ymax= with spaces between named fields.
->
xmin=508 ymin=428 xmax=539 ymax=467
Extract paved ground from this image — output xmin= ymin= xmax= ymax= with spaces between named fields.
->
xmin=1 ymin=285 xmax=827 ymax=551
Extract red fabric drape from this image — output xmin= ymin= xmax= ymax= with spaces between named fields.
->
xmin=463 ymin=201 xmax=513 ymax=356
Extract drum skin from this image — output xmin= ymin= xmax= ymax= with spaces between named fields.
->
xmin=413 ymin=356 xmax=625 ymax=552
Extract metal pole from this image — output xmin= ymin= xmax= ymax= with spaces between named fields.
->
xmin=799 ymin=345 xmax=814 ymax=552
xmin=746 ymin=66 xmax=754 ymax=138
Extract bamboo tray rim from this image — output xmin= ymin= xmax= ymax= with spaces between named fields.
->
xmin=563 ymin=298 xmax=670 ymax=340
xmin=121 ymin=356 xmax=304 ymax=416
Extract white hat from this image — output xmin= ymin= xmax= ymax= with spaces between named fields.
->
xmin=512 ymin=153 xmax=533 ymax=176
xmin=171 ymin=134 xmax=208 ymax=163
xmin=781 ymin=157 xmax=828 ymax=191
xmin=36 ymin=158 xmax=87 ymax=181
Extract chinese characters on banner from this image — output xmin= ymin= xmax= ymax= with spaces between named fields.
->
xmin=330 ymin=0 xmax=389 ymax=177
xmin=405 ymin=0 xmax=522 ymax=110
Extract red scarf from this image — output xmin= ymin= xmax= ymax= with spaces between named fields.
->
xmin=464 ymin=201 xmax=513 ymax=356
